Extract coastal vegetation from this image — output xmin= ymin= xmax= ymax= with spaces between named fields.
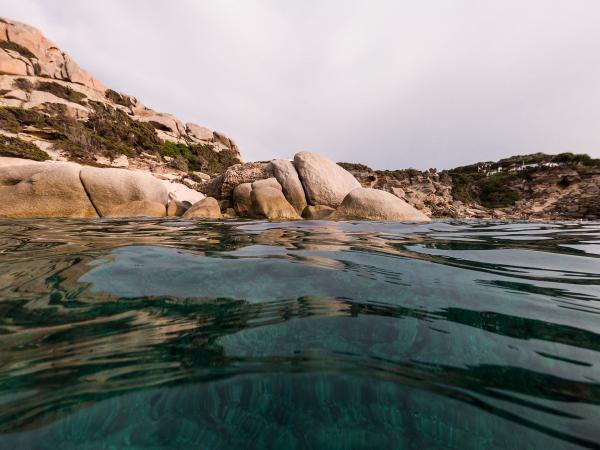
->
xmin=0 ymin=134 xmax=49 ymax=160
xmin=0 ymin=103 xmax=241 ymax=174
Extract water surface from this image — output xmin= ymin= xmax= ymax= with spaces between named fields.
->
xmin=0 ymin=219 xmax=599 ymax=449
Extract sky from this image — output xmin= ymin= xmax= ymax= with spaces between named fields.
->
xmin=2 ymin=0 xmax=600 ymax=169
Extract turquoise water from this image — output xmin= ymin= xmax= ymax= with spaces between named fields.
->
xmin=0 ymin=219 xmax=599 ymax=449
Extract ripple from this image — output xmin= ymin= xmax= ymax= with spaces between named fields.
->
xmin=0 ymin=219 xmax=598 ymax=449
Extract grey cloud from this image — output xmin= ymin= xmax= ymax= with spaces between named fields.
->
xmin=1 ymin=0 xmax=599 ymax=169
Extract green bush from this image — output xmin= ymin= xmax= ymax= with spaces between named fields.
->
xmin=105 ymin=89 xmax=135 ymax=108
xmin=0 ymin=135 xmax=49 ymax=161
xmin=36 ymin=81 xmax=87 ymax=105
xmin=478 ymin=174 xmax=520 ymax=208
xmin=14 ymin=78 xmax=33 ymax=91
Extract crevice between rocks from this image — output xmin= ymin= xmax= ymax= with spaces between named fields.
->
xmin=78 ymin=169 xmax=101 ymax=217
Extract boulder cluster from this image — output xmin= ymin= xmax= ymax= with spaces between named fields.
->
xmin=0 ymin=152 xmax=430 ymax=222
xmin=205 ymin=151 xmax=429 ymax=222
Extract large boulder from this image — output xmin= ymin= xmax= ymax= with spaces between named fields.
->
xmin=251 ymin=177 xmax=282 ymax=191
xmin=161 ymin=180 xmax=205 ymax=204
xmin=333 ymin=188 xmax=430 ymax=222
xmin=0 ymin=159 xmax=97 ymax=218
xmin=105 ymin=201 xmax=166 ymax=218
xmin=251 ymin=186 xmax=301 ymax=220
xmin=271 ymin=159 xmax=307 ymax=214
xmin=182 ymin=197 xmax=222 ymax=219
xmin=233 ymin=183 xmax=254 ymax=218
xmin=186 ymin=123 xmax=213 ymax=142
xmin=80 ymin=167 xmax=168 ymax=217
xmin=293 ymin=152 xmax=360 ymax=208
xmin=218 ymin=162 xmax=274 ymax=209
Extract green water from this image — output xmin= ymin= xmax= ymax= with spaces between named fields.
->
xmin=0 ymin=219 xmax=598 ymax=449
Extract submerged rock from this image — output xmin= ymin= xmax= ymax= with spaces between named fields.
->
xmin=333 ymin=188 xmax=430 ymax=222
xmin=294 ymin=152 xmax=360 ymax=208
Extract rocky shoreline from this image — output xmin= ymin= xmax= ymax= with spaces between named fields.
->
xmin=1 ymin=17 xmax=598 ymax=222
xmin=0 ymin=151 xmax=430 ymax=222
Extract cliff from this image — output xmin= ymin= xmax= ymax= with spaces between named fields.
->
xmin=0 ymin=17 xmax=241 ymax=190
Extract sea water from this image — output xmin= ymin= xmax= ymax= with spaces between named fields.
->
xmin=0 ymin=219 xmax=598 ymax=449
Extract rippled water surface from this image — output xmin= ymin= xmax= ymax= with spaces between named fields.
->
xmin=0 ymin=219 xmax=599 ymax=449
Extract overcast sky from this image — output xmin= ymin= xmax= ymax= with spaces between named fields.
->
xmin=2 ymin=0 xmax=600 ymax=169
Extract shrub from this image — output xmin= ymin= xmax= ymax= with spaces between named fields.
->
xmin=0 ymin=41 xmax=36 ymax=59
xmin=0 ymin=135 xmax=49 ymax=161
xmin=479 ymin=174 xmax=520 ymax=208
xmin=36 ymin=81 xmax=87 ymax=105
xmin=105 ymin=89 xmax=135 ymax=108
xmin=14 ymin=78 xmax=33 ymax=91
xmin=338 ymin=162 xmax=372 ymax=172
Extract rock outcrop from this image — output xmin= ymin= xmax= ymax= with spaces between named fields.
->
xmin=333 ymin=188 xmax=430 ymax=222
xmin=294 ymin=152 xmax=361 ymax=208
xmin=0 ymin=16 xmax=242 ymax=176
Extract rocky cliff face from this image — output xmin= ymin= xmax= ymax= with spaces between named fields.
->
xmin=0 ymin=17 xmax=241 ymax=186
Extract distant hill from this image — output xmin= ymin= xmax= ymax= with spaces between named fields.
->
xmin=340 ymin=152 xmax=600 ymax=220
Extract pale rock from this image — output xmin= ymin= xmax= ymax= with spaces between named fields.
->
xmin=391 ymin=187 xmax=405 ymax=199
xmin=182 ymin=197 xmax=222 ymax=219
xmin=251 ymin=177 xmax=282 ymax=191
xmin=80 ymin=167 xmax=168 ymax=217
xmin=160 ymin=180 xmax=205 ymax=204
xmin=251 ymin=186 xmax=301 ymax=220
xmin=193 ymin=171 xmax=211 ymax=181
xmin=294 ymin=151 xmax=361 ymax=208
xmin=186 ymin=123 xmax=213 ymax=141
xmin=271 ymin=159 xmax=307 ymax=214
xmin=104 ymin=200 xmax=166 ymax=218
xmin=0 ymin=159 xmax=97 ymax=218
xmin=4 ymin=89 xmax=28 ymax=102
xmin=111 ymin=154 xmax=129 ymax=168
xmin=94 ymin=155 xmax=111 ymax=166
xmin=0 ymin=48 xmax=28 ymax=76
xmin=302 ymin=205 xmax=335 ymax=220
xmin=26 ymin=90 xmax=89 ymax=119
xmin=333 ymin=188 xmax=430 ymax=222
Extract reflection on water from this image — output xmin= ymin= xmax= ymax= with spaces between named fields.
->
xmin=0 ymin=219 xmax=599 ymax=449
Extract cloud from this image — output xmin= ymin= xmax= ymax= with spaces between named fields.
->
xmin=2 ymin=0 xmax=599 ymax=169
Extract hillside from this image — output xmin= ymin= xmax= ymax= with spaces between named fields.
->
xmin=0 ymin=17 xmax=241 ymax=189
xmin=340 ymin=152 xmax=600 ymax=220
